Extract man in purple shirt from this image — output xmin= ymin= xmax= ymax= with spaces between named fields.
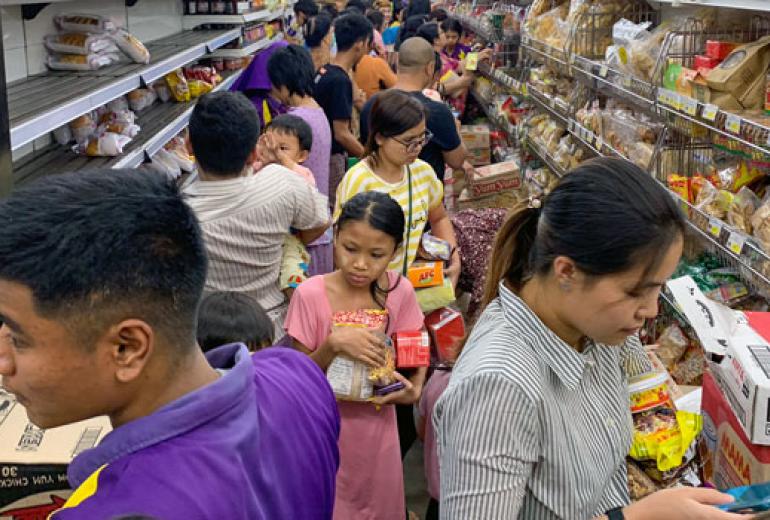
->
xmin=0 ymin=169 xmax=340 ymax=519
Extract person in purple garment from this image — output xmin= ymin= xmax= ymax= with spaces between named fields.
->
xmin=231 ymin=40 xmax=290 ymax=129
xmin=0 ymin=169 xmax=340 ymax=520
xmin=268 ymin=44 xmax=334 ymax=276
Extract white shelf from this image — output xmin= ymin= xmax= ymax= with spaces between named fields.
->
xmin=8 ymin=28 xmax=240 ymax=151
xmin=655 ymin=0 xmax=770 ymax=11
xmin=208 ymin=33 xmax=283 ymax=58
xmin=182 ymin=8 xmax=286 ymax=29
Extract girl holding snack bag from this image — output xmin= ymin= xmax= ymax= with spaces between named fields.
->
xmin=285 ymin=191 xmax=425 ymax=520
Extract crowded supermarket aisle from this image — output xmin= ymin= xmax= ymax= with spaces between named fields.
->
xmin=3 ymin=0 xmax=770 ymax=519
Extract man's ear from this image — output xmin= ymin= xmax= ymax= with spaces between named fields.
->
xmin=101 ymin=319 xmax=155 ymax=384
xmin=247 ymin=145 xmax=260 ymax=166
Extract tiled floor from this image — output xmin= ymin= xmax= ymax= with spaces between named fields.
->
xmin=403 ymin=441 xmax=430 ymax=519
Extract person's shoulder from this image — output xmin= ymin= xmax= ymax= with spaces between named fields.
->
xmin=410 ymin=159 xmax=440 ymax=180
xmin=293 ymin=273 xmax=327 ymax=299
xmin=258 ymin=164 xmax=308 ymax=186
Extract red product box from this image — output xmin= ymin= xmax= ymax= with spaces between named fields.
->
xmin=393 ymin=331 xmax=430 ymax=368
xmin=694 ymin=55 xmax=722 ymax=71
xmin=424 ymin=308 xmax=466 ymax=363
xmin=706 ymin=40 xmax=738 ymax=61
xmin=701 ymin=370 xmax=770 ymax=489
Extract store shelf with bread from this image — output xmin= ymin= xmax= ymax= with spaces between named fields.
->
xmin=8 ymin=27 xmax=240 ymax=153
xmin=11 ymin=68 xmax=243 ymax=187
xmin=469 ymin=87 xmax=518 ymax=137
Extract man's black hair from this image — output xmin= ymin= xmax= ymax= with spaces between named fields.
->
xmin=197 ymin=292 xmax=274 ymax=353
xmin=320 ymin=4 xmax=338 ymax=19
xmin=345 ymin=0 xmax=367 ymax=14
xmin=267 ymin=114 xmax=314 ymax=153
xmin=268 ymin=45 xmax=316 ymax=98
xmin=366 ymin=9 xmax=385 ymax=31
xmin=294 ymin=0 xmax=319 ymax=17
xmin=0 ymin=169 xmax=208 ymax=351
xmin=189 ymin=91 xmax=259 ymax=177
xmin=333 ymin=13 xmax=373 ymax=52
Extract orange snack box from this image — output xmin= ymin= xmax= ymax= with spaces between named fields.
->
xmin=407 ymin=261 xmax=444 ymax=289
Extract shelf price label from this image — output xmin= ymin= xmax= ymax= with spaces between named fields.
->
xmin=708 ymin=218 xmax=723 ymax=238
xmin=682 ymin=96 xmax=699 ymax=117
xmin=702 ymin=104 xmax=719 ymax=122
xmin=727 ymin=232 xmax=747 ymax=256
xmin=599 ymin=65 xmax=608 ymax=78
xmin=622 ymin=76 xmax=632 ymax=89
xmin=595 ymin=135 xmax=604 ymax=150
xmin=726 ymin=114 xmax=742 ymax=135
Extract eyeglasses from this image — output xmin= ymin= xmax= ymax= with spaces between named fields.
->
xmin=391 ymin=130 xmax=434 ymax=153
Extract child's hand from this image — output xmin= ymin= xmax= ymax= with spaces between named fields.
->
xmin=371 ymin=372 xmax=422 ymax=406
xmin=256 ymin=134 xmax=277 ymax=164
xmin=327 ymin=327 xmax=387 ymax=367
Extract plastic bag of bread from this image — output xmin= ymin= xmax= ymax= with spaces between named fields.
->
xmin=127 ymin=89 xmax=158 ymax=112
xmin=529 ymin=3 xmax=568 ymax=45
xmin=153 ymin=149 xmax=183 ymax=180
xmin=728 ymin=186 xmax=761 ymax=234
xmin=74 ymin=132 xmax=131 ymax=157
xmin=97 ymin=110 xmax=140 ymax=137
xmin=55 ymin=13 xmax=116 ymax=34
xmin=628 ymin=142 xmax=655 ymax=170
xmin=152 ymin=81 xmax=172 ymax=103
xmin=45 ymin=33 xmax=117 ymax=55
xmin=110 ymin=28 xmax=150 ymax=64
xmin=164 ymin=138 xmax=195 ymax=172
xmin=656 ymin=323 xmax=689 ymax=371
xmin=47 ymin=51 xmax=120 ymax=71
xmin=751 ymin=198 xmax=770 ymax=253
xmin=165 ymin=70 xmax=191 ymax=102
xmin=69 ymin=114 xmax=97 ymax=144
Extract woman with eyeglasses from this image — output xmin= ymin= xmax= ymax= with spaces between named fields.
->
xmin=334 ymin=89 xmax=461 ymax=288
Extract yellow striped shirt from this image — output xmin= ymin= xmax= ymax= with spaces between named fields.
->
xmin=334 ymin=158 xmax=444 ymax=273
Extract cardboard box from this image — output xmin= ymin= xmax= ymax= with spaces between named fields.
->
xmin=701 ymin=370 xmax=770 ymax=489
xmin=393 ymin=331 xmax=431 ymax=368
xmin=425 ymin=308 xmax=466 ymax=363
xmin=707 ymin=35 xmax=770 ymax=101
xmin=469 ymin=160 xmax=522 ymax=198
xmin=407 ymin=262 xmax=444 ymax=289
xmin=668 ymin=275 xmax=770 ymax=445
xmin=457 ymin=188 xmax=519 ymax=210
xmin=0 ymin=390 xmax=111 ymax=518
xmin=706 ymin=40 xmax=739 ymax=61
xmin=460 ymin=125 xmax=491 ymax=166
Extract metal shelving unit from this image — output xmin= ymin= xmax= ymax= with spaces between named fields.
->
xmin=209 ymin=33 xmax=283 ymax=58
xmin=182 ymin=6 xmax=287 ymax=29
xmin=11 ymin=68 xmax=243 ymax=186
xmin=8 ymin=28 xmax=240 ymax=152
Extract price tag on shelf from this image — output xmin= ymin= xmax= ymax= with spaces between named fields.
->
xmin=726 ymin=113 xmax=742 ymax=134
xmin=569 ymin=53 xmax=576 ymax=65
xmin=595 ymin=135 xmax=604 ymax=150
xmin=702 ymin=104 xmax=719 ymax=121
xmin=599 ymin=65 xmax=608 ymax=78
xmin=656 ymin=89 xmax=667 ymax=106
xmin=622 ymin=76 xmax=632 ymax=89
xmin=708 ymin=218 xmax=723 ymax=238
xmin=682 ymin=96 xmax=699 ymax=117
xmin=671 ymin=92 xmax=683 ymax=111
xmin=727 ymin=232 xmax=747 ymax=256
xmin=521 ymin=84 xmax=528 ymax=97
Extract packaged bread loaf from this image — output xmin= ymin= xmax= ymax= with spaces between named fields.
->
xmin=110 ymin=28 xmax=150 ymax=64
xmin=45 ymin=33 xmax=117 ymax=55
xmin=728 ymin=186 xmax=761 ymax=234
xmin=55 ymin=13 xmax=116 ymax=34
xmin=47 ymin=52 xmax=120 ymax=71
xmin=75 ymin=132 xmax=132 ymax=157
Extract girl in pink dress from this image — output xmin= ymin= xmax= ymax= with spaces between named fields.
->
xmin=285 ymin=191 xmax=426 ymax=520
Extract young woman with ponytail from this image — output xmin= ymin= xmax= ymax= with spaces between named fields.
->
xmin=435 ymin=157 xmax=744 ymax=520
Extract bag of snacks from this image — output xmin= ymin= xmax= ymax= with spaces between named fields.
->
xmin=627 ymin=459 xmax=660 ymax=500
xmin=751 ymin=197 xmax=770 ymax=253
xmin=628 ymin=372 xmax=702 ymax=472
xmin=45 ymin=33 xmax=117 ymax=55
xmin=127 ymin=89 xmax=158 ymax=112
xmin=655 ymin=323 xmax=688 ymax=371
xmin=47 ymin=51 xmax=120 ymax=71
xmin=55 ymin=13 xmax=116 ymax=34
xmin=75 ymin=132 xmax=132 ymax=157
xmin=110 ymin=28 xmax=150 ymax=64
xmin=165 ymin=70 xmax=191 ymax=102
xmin=670 ymin=345 xmax=704 ymax=386
xmin=728 ymin=186 xmax=761 ymax=234
xmin=189 ymin=79 xmax=214 ymax=98
xmin=695 ymin=180 xmax=732 ymax=220
xmin=69 ymin=114 xmax=97 ymax=144
xmin=418 ymin=233 xmax=452 ymax=262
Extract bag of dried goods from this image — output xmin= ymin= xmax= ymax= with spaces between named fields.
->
xmin=728 ymin=186 xmax=761 ymax=234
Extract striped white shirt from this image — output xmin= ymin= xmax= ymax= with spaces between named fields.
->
xmin=182 ymin=165 xmax=329 ymax=313
xmin=434 ymin=284 xmax=651 ymax=520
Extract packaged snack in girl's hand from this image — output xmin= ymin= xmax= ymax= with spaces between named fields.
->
xmin=425 ymin=308 xmax=465 ymax=363
xmin=419 ymin=234 xmax=452 ymax=262
xmin=392 ymin=331 xmax=430 ymax=368
xmin=408 ymin=262 xmax=445 ymax=289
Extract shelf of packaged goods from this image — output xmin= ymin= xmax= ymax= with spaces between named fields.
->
xmin=669 ymin=190 xmax=770 ymax=298
xmin=11 ymin=68 xmax=243 ymax=186
xmin=469 ymin=88 xmax=516 ymax=135
xmin=454 ymin=13 xmax=520 ymax=44
xmin=570 ymin=55 xmax=658 ymax=115
xmin=526 ymin=138 xmax=565 ymax=178
xmin=8 ymin=28 xmax=240 ymax=152
xmin=182 ymin=7 xmax=286 ymax=29
xmin=476 ymin=62 xmax=526 ymax=97
xmin=209 ymin=33 xmax=283 ymax=58
xmin=653 ymin=0 xmax=770 ymax=12
xmin=520 ymin=35 xmax=572 ymax=78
